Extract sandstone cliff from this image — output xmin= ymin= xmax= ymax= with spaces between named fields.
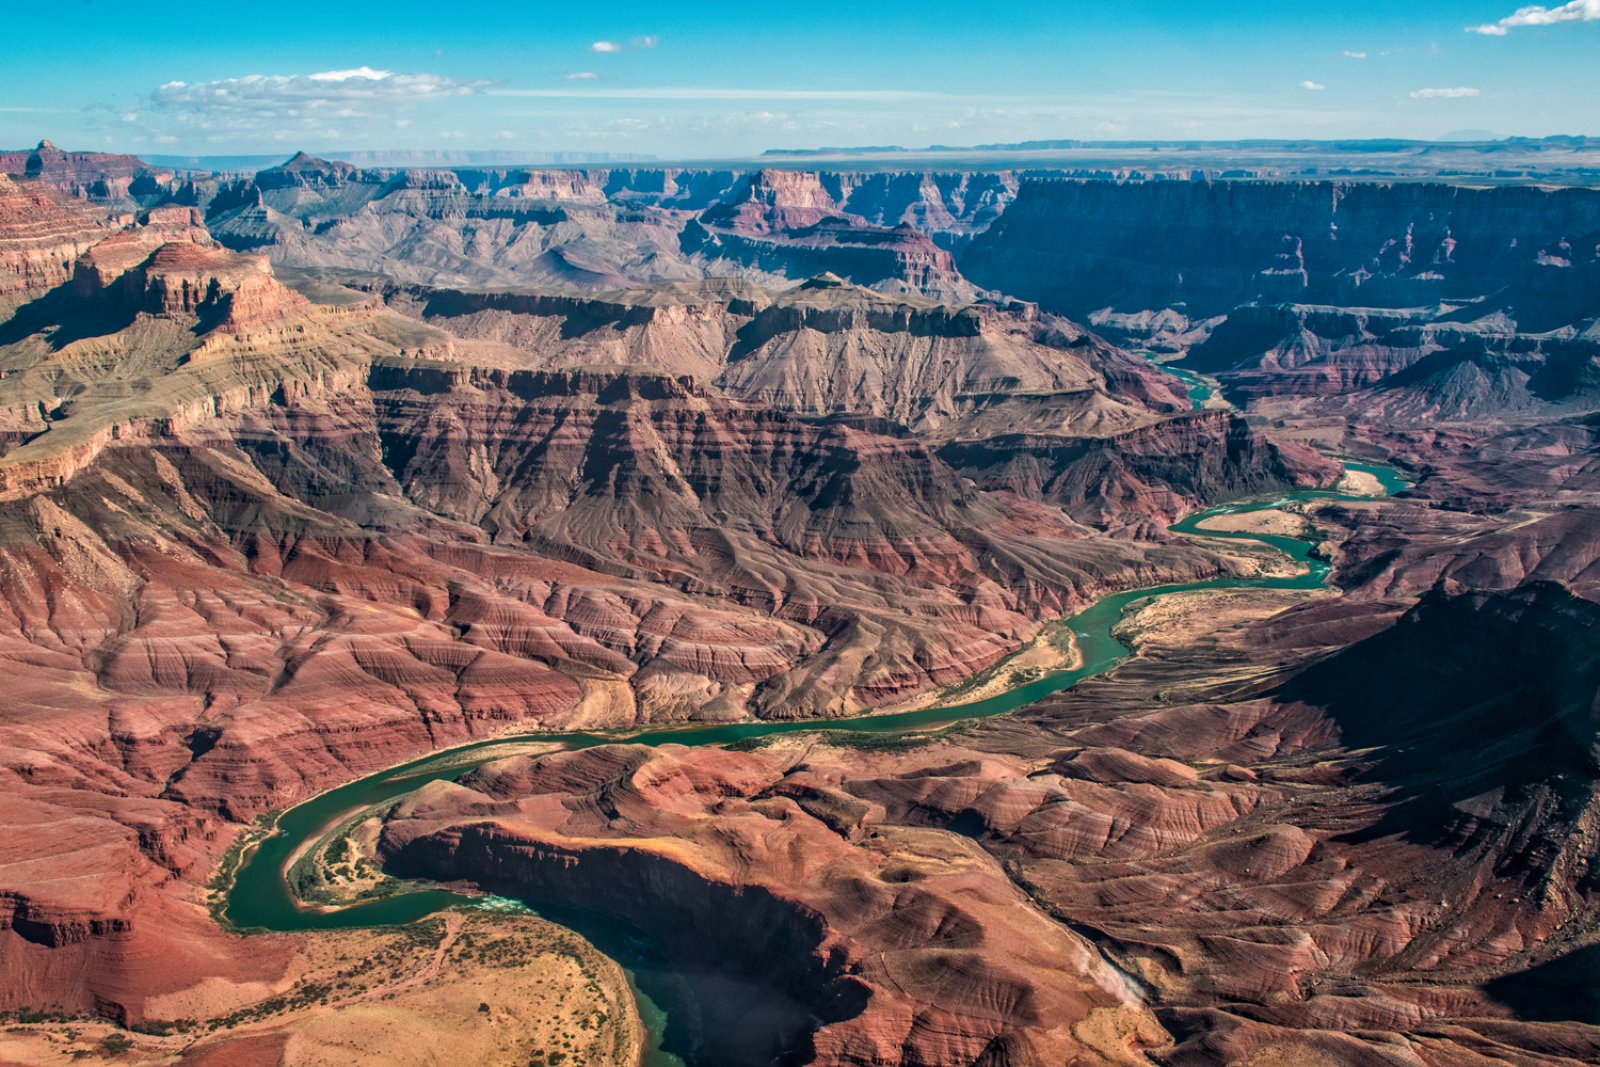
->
xmin=0 ymin=174 xmax=115 ymax=296
xmin=372 ymin=274 xmax=1187 ymax=438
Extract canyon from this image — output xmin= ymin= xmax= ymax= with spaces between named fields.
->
xmin=0 ymin=141 xmax=1597 ymax=1067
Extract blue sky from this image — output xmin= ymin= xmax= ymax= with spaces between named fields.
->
xmin=2 ymin=0 xmax=1596 ymax=158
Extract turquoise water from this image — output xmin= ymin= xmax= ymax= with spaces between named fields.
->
xmin=1136 ymin=350 xmax=1214 ymax=409
xmin=1166 ymin=363 xmax=1214 ymax=409
xmin=1344 ymin=460 xmax=1411 ymax=498
xmin=221 ymin=461 xmax=1410 ymax=1065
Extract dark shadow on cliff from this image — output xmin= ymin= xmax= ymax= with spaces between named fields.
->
xmin=385 ymin=830 xmax=871 ymax=1067
xmin=0 ymin=281 xmax=141 ymax=349
xmin=1274 ymin=581 xmax=1600 ymax=861
xmin=527 ymin=899 xmax=835 ymax=1067
xmin=1486 ymin=943 xmax=1600 ymax=1026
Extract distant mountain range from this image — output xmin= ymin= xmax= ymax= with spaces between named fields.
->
xmin=764 ymin=135 xmax=1595 ymax=156
xmin=140 ymin=148 xmax=659 ymax=171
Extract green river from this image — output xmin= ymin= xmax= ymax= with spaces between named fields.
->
xmin=220 ymin=459 xmax=1409 ymax=1065
xmin=1136 ymin=350 xmax=1218 ymax=410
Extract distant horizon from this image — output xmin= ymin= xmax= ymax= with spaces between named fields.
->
xmin=10 ymin=132 xmax=1600 ymax=174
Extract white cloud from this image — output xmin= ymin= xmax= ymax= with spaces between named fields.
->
xmin=1410 ymin=86 xmax=1482 ymax=98
xmin=487 ymin=87 xmax=946 ymax=101
xmin=144 ymin=67 xmax=486 ymax=142
xmin=1342 ymin=50 xmax=1368 ymax=58
xmin=496 ymin=129 xmax=516 ymax=140
xmin=153 ymin=68 xmax=483 ymax=117
xmin=305 ymin=66 xmax=392 ymax=82
xmin=1299 ymin=80 xmax=1327 ymax=91
xmin=564 ymin=72 xmax=602 ymax=80
xmin=1470 ymin=0 xmax=1600 ymax=34
xmin=591 ymin=35 xmax=656 ymax=52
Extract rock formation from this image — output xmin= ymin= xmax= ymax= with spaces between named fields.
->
xmin=939 ymin=409 xmax=1340 ymax=531
xmin=0 ymin=140 xmax=172 ymax=202
xmin=0 ymin=203 xmax=1256 ymax=1038
xmin=369 ymin=273 xmax=1190 ymax=438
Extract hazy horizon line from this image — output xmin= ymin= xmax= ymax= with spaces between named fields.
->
xmin=14 ymin=131 xmax=1598 ymax=170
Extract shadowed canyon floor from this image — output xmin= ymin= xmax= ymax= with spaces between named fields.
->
xmin=2 ymin=145 xmax=1599 ymax=1066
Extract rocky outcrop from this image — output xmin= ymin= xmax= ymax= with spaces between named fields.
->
xmin=689 ymin=216 xmax=975 ymax=301
xmin=250 ymin=151 xmax=365 ymax=191
xmin=66 ymin=231 xmax=307 ymax=329
xmin=508 ymin=168 xmax=609 ymax=202
xmin=140 ymin=243 xmax=306 ymax=330
xmin=0 ymin=140 xmax=171 ymax=202
xmin=938 ymin=409 xmax=1340 ymax=530
xmin=718 ymin=285 xmax=1180 ymax=434
xmin=825 ymin=171 xmax=1019 ymax=235
xmin=0 ymin=217 xmax=428 ymax=496
xmin=378 ymin=280 xmax=757 ymax=382
xmin=701 ymin=169 xmax=855 ymax=235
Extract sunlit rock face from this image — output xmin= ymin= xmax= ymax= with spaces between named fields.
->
xmin=0 ymin=172 xmax=115 ymax=295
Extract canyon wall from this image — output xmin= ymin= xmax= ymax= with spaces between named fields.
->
xmin=962 ymin=177 xmax=1600 ymax=318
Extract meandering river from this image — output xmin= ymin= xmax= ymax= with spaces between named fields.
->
xmin=221 ymin=460 xmax=1408 ymax=1065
